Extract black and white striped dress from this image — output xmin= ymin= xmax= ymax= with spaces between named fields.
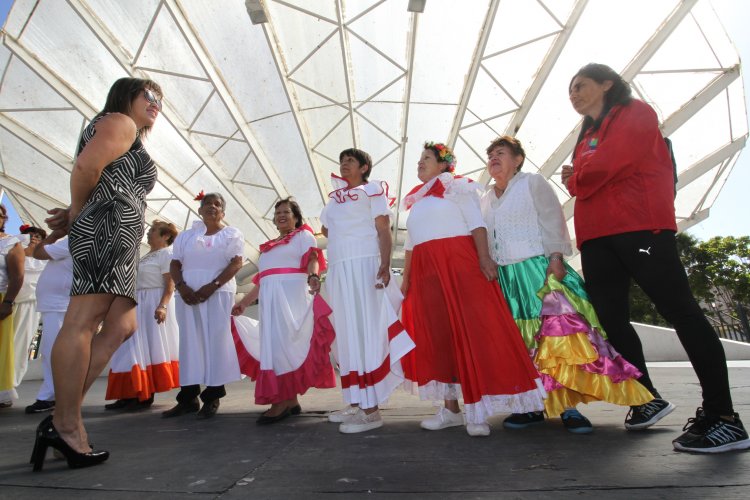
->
xmin=69 ymin=115 xmax=157 ymax=301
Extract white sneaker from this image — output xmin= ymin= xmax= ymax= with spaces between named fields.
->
xmin=327 ymin=406 xmax=359 ymax=423
xmin=466 ymin=423 xmax=491 ymax=437
xmin=420 ymin=407 xmax=465 ymax=430
xmin=339 ymin=409 xmax=384 ymax=434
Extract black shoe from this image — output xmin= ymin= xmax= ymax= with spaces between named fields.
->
xmin=25 ymin=400 xmax=55 ymax=414
xmin=132 ymin=395 xmax=154 ymax=409
xmin=257 ymin=407 xmax=291 ymax=425
xmin=161 ymin=399 xmax=200 ymax=418
xmin=104 ymin=399 xmax=136 ymax=410
xmin=290 ymin=404 xmax=302 ymax=416
xmin=196 ymin=399 xmax=220 ymax=419
xmin=560 ymin=409 xmax=593 ymax=434
xmin=624 ymin=398 xmax=675 ymax=430
xmin=30 ymin=418 xmax=109 ymax=471
xmin=673 ymin=411 xmax=750 ymax=453
xmin=503 ymin=411 xmax=545 ymax=429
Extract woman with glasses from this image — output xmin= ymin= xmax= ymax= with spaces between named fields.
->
xmin=32 ymin=78 xmax=162 ymax=470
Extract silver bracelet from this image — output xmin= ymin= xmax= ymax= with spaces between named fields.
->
xmin=548 ymin=255 xmax=563 ymax=262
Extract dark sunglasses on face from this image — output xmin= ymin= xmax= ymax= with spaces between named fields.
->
xmin=144 ymin=89 xmax=162 ymax=110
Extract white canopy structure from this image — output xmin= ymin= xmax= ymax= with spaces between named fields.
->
xmin=0 ymin=0 xmax=746 ymax=277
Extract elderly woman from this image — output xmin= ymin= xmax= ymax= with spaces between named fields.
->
xmin=400 ymin=142 xmax=545 ymax=437
xmin=13 ymin=225 xmax=48 ymax=390
xmin=320 ymin=148 xmax=414 ymax=434
xmin=25 ymin=229 xmax=71 ymax=414
xmin=480 ymin=135 xmax=652 ymax=434
xmin=105 ymin=220 xmax=180 ymax=410
xmin=562 ymin=63 xmax=748 ymax=453
xmin=0 ymin=204 xmax=24 ymax=408
xmin=163 ymin=193 xmax=244 ymax=420
xmin=32 ymin=77 xmax=161 ymax=471
xmin=232 ymin=198 xmax=336 ymax=424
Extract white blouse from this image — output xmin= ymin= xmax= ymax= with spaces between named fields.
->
xmin=0 ymin=235 xmax=21 ymax=292
xmin=136 ymin=247 xmax=173 ymax=290
xmin=172 ymin=221 xmax=244 ymax=294
xmin=403 ymin=174 xmax=486 ymax=251
xmin=480 ymin=171 xmax=572 ymax=265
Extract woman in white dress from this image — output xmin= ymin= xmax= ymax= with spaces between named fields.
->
xmin=105 ymin=220 xmax=180 ymax=409
xmin=320 ymin=148 xmax=415 ymax=434
xmin=232 ymin=198 xmax=336 ymax=425
xmin=0 ymin=204 xmax=24 ymax=408
xmin=25 ymin=230 xmax=72 ymax=414
xmin=163 ymin=193 xmax=244 ymax=419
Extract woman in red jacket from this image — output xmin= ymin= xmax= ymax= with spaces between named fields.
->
xmin=562 ymin=63 xmax=748 ymax=454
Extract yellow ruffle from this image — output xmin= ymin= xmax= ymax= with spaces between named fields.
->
xmin=536 ymin=332 xmax=653 ymax=415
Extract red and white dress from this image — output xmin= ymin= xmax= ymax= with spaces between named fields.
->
xmin=106 ymin=247 xmax=180 ymax=401
xmin=401 ymin=173 xmax=546 ymax=424
xmin=232 ymin=225 xmax=337 ymax=404
xmin=320 ymin=175 xmax=415 ymax=409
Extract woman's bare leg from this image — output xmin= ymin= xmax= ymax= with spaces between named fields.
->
xmin=50 ymin=294 xmax=114 ymax=453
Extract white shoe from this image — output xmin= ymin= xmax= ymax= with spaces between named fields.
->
xmin=420 ymin=407 xmax=465 ymax=430
xmin=466 ymin=423 xmax=491 ymax=437
xmin=339 ymin=409 xmax=384 ymax=434
xmin=327 ymin=406 xmax=359 ymax=423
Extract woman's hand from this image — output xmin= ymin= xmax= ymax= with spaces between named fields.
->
xmin=546 ymin=258 xmax=567 ymax=282
xmin=0 ymin=302 xmax=12 ymax=321
xmin=45 ymin=207 xmax=71 ymax=233
xmin=400 ymin=279 xmax=409 ymax=297
xmin=154 ymin=306 xmax=167 ymax=324
xmin=195 ymin=283 xmax=217 ymax=303
xmin=561 ymin=165 xmax=574 ymax=188
xmin=178 ymin=284 xmax=200 ymax=305
xmin=308 ymin=276 xmax=321 ymax=295
xmin=375 ymin=263 xmax=391 ymax=289
xmin=478 ymin=255 xmax=498 ymax=281
xmin=231 ymin=303 xmax=246 ymax=316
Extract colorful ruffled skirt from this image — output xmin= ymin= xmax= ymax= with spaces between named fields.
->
xmin=497 ymin=255 xmax=653 ymax=416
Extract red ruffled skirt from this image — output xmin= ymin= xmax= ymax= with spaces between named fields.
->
xmin=402 ymin=236 xmax=545 ymax=424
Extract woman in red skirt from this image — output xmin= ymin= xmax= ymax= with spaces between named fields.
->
xmin=401 ymin=142 xmax=546 ymax=437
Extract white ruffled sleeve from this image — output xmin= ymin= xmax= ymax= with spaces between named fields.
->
xmin=367 ymin=180 xmax=392 ymax=220
xmin=529 ymin=174 xmax=572 ymax=256
xmin=158 ymin=247 xmax=173 ymax=274
xmin=171 ymin=231 xmax=187 ymax=262
xmin=223 ymin=226 xmax=245 ymax=260
xmin=457 ymin=189 xmax=486 ymax=232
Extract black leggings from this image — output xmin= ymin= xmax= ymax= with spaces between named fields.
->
xmin=581 ymin=230 xmax=733 ymax=416
xmin=176 ymin=384 xmax=226 ymax=404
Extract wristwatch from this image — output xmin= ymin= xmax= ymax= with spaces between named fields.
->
xmin=212 ymin=279 xmax=221 ymax=288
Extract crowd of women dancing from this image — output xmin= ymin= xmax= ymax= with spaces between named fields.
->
xmin=1 ymin=63 xmax=748 ymax=472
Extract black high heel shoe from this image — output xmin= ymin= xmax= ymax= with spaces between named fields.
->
xmin=30 ymin=417 xmax=109 ymax=471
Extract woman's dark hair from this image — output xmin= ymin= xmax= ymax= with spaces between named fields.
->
xmin=200 ymin=192 xmax=227 ymax=211
xmin=20 ymin=225 xmax=47 ymax=239
xmin=95 ymin=77 xmax=163 ymax=137
xmin=275 ymin=197 xmax=303 ymax=229
xmin=339 ymin=148 xmax=373 ymax=181
xmin=570 ymin=63 xmax=632 ymax=146
xmin=152 ymin=220 xmax=179 ymax=245
xmin=486 ymin=135 xmax=526 ymax=171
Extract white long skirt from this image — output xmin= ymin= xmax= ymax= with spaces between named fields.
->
xmin=325 ymin=254 xmax=414 ymax=409
xmin=36 ymin=311 xmax=65 ymax=402
xmin=107 ymin=288 xmax=180 ymax=400
xmin=176 ymin=291 xmax=241 ymax=387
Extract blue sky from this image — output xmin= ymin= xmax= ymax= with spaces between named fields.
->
xmin=0 ymin=0 xmax=748 ymax=240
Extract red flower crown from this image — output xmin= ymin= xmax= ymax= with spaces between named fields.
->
xmin=194 ymin=190 xmax=205 ymax=201
xmin=19 ymin=224 xmax=31 ymax=233
xmin=424 ymin=142 xmax=456 ymax=173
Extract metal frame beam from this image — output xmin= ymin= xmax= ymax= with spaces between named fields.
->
xmin=676 ymin=137 xmax=746 ymax=189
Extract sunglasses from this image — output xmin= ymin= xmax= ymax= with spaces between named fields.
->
xmin=143 ymin=89 xmax=162 ymax=111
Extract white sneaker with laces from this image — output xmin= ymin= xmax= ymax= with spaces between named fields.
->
xmin=339 ymin=409 xmax=383 ymax=434
xmin=420 ymin=407 xmax=465 ymax=430
xmin=466 ymin=423 xmax=491 ymax=437
xmin=327 ymin=406 xmax=359 ymax=423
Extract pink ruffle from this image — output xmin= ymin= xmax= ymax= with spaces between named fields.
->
xmin=231 ymin=294 xmax=337 ymax=405
xmin=259 ymin=224 xmax=315 ymax=254
xmin=537 ymin=291 xmax=643 ymax=384
xmin=300 ymin=247 xmax=327 ymax=274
